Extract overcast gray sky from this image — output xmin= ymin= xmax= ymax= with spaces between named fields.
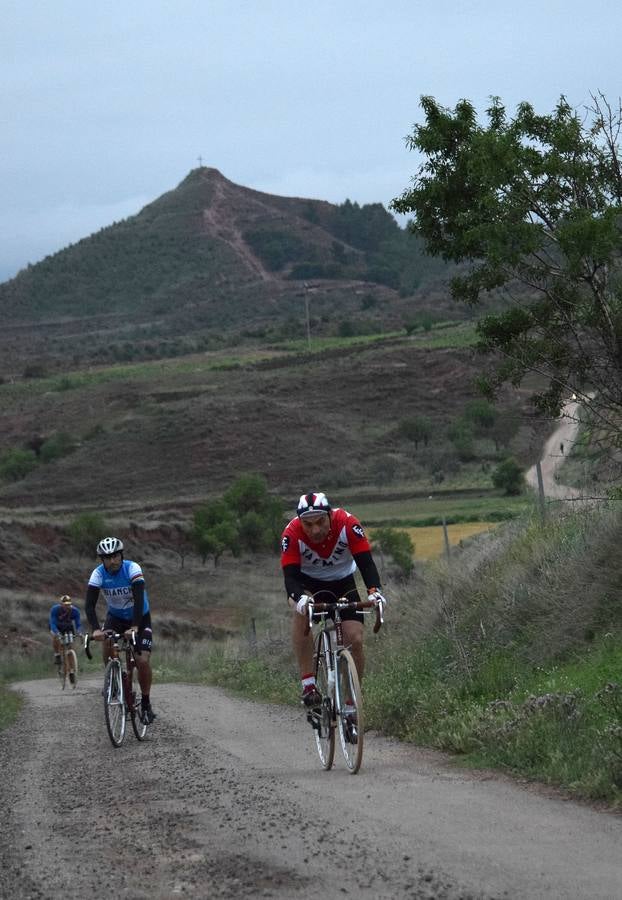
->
xmin=2 ymin=0 xmax=621 ymax=282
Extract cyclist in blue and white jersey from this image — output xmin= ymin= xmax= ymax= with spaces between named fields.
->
xmin=49 ymin=594 xmax=82 ymax=673
xmin=85 ymin=536 xmax=156 ymax=724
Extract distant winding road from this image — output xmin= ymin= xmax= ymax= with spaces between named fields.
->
xmin=1 ymin=677 xmax=621 ymax=899
xmin=525 ymin=397 xmax=587 ymax=502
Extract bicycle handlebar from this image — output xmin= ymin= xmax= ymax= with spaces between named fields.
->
xmin=84 ymin=629 xmax=137 ymax=660
xmin=305 ymin=597 xmax=384 ymax=634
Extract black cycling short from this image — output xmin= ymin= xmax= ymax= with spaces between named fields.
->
xmin=102 ymin=612 xmax=153 ymax=653
xmin=298 ymin=575 xmax=364 ymax=624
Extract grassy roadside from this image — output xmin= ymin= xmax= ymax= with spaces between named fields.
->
xmin=0 ymin=684 xmax=22 ymax=729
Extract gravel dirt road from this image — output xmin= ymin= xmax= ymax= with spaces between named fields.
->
xmin=1 ymin=677 xmax=621 ymax=900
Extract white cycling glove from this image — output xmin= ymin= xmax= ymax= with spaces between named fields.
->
xmin=368 ymin=589 xmax=387 ymax=607
xmin=295 ymin=594 xmax=312 ymax=616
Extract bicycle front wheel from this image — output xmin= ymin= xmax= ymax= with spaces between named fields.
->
xmin=336 ymin=648 xmax=364 ymax=774
xmin=58 ymin=651 xmax=67 ymax=690
xmin=312 ymin=630 xmax=335 ymax=770
xmin=129 ymin=666 xmax=148 ymax=741
xmin=103 ymin=659 xmax=126 ymax=747
xmin=66 ymin=649 xmax=78 ymax=689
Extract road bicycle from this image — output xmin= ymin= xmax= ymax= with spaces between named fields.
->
xmin=305 ymin=591 xmax=383 ymax=774
xmin=85 ymin=631 xmax=150 ymax=748
xmin=56 ymin=631 xmax=79 ymax=690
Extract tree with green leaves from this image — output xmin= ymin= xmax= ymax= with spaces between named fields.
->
xmin=223 ymin=473 xmax=284 ymax=553
xmin=463 ymin=399 xmax=497 ymax=435
xmin=373 ymin=527 xmax=414 ymax=579
xmin=191 ymin=499 xmax=238 ymax=566
xmin=492 ymin=457 xmax=525 ymax=495
xmin=447 ymin=418 xmax=476 ymax=461
xmin=392 ymin=93 xmax=622 ymax=444
xmin=192 ymin=474 xmax=284 ymax=565
xmin=398 ymin=415 xmax=432 ymax=449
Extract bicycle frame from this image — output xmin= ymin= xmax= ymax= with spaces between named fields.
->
xmin=57 ymin=631 xmax=78 ymax=689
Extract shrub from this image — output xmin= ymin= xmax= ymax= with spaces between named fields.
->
xmin=68 ymin=512 xmax=110 ymax=557
xmin=492 ymin=457 xmax=525 ymax=495
xmin=0 ymin=448 xmax=37 ymax=481
xmin=373 ymin=527 xmax=414 ymax=578
xmin=39 ymin=432 xmax=77 ymax=463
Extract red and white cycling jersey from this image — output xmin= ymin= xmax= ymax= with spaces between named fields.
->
xmin=280 ymin=507 xmax=371 ymax=581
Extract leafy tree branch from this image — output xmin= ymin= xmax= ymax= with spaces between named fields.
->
xmin=392 ymin=93 xmax=622 ymax=445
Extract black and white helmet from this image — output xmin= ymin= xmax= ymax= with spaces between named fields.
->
xmin=96 ymin=536 xmax=124 ymax=556
xmin=297 ymin=492 xmax=331 ymax=519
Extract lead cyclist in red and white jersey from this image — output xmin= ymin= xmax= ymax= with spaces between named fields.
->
xmin=280 ymin=491 xmax=388 ymax=707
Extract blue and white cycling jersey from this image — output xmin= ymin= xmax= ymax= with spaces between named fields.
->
xmin=88 ymin=559 xmax=149 ymax=622
xmin=49 ymin=604 xmax=81 ymax=634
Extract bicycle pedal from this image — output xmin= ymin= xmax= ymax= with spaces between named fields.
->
xmin=306 ymin=711 xmax=321 ymax=731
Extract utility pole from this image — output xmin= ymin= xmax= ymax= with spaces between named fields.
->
xmin=304 ymin=283 xmax=311 ymax=351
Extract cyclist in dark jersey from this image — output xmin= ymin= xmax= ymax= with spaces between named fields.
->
xmin=85 ymin=536 xmax=156 ymax=725
xmin=281 ymin=492 xmax=388 ymax=707
xmin=49 ymin=595 xmax=82 ymax=672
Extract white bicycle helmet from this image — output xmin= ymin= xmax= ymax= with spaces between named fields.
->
xmin=297 ymin=492 xmax=331 ymax=518
xmin=96 ymin=536 xmax=124 ymax=556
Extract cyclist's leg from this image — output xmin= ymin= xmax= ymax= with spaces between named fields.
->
xmin=341 ymin=619 xmax=365 ymax=679
xmin=52 ymin=633 xmax=61 ymax=668
xmin=135 ymin=650 xmax=152 ymax=695
xmin=290 ymin=574 xmax=339 ymax=678
xmin=291 ymin=611 xmax=314 ymax=677
xmin=101 ymin=614 xmax=122 ymax=665
xmin=335 ymin=577 xmax=365 ymax=679
xmin=135 ymin=617 xmax=155 ymax=722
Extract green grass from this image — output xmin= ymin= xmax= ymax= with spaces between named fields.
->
xmin=0 ymin=353 xmax=263 ymax=397
xmin=411 ymin=322 xmax=478 ymax=349
xmin=273 ymin=321 xmax=476 ymax=355
xmin=352 ymin=491 xmax=534 ymax=526
xmin=0 ymin=684 xmax=22 ymax=729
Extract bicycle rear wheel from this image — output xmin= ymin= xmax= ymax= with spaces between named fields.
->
xmin=311 ymin=630 xmax=335 ymax=770
xmin=103 ymin=659 xmax=126 ymax=747
xmin=129 ymin=666 xmax=148 ymax=741
xmin=66 ymin=649 xmax=78 ymax=689
xmin=336 ymin=648 xmax=364 ymax=774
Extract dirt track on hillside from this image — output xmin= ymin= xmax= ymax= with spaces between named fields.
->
xmin=525 ymin=397 xmax=588 ymax=502
xmin=2 ymin=678 xmax=621 ymax=899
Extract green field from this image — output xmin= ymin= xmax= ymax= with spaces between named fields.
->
xmin=349 ymin=489 xmax=533 ymax=527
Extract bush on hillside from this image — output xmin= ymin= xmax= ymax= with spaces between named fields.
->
xmin=492 ymin=457 xmax=524 ymax=495
xmin=68 ymin=512 xmax=110 ymax=558
xmin=39 ymin=432 xmax=77 ymax=463
xmin=0 ymin=449 xmax=38 ymax=481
